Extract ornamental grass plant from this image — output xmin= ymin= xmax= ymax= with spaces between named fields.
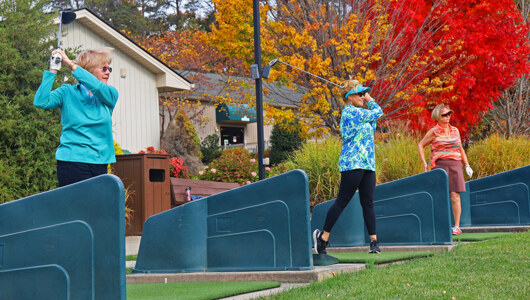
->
xmin=466 ymin=133 xmax=530 ymax=178
xmin=375 ymin=129 xmax=427 ymax=184
xmin=283 ymin=138 xmax=342 ymax=209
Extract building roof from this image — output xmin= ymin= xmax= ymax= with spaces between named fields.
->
xmin=176 ymin=71 xmax=306 ymax=108
xmin=66 ymin=8 xmax=191 ymax=92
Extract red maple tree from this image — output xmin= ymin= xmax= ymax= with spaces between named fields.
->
xmin=403 ymin=0 xmax=529 ymax=138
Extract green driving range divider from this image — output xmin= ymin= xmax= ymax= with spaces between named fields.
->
xmin=133 ymin=169 xmax=313 ymax=273
xmin=460 ymin=165 xmax=529 ymax=226
xmin=311 ymin=169 xmax=452 ymax=246
xmin=0 ymin=174 xmax=126 ymax=300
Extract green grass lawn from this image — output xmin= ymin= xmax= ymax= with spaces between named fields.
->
xmin=262 ymin=231 xmax=529 ymax=299
xmin=330 ymin=251 xmax=433 ymax=265
xmin=453 ymin=232 xmax=512 ymax=241
xmin=127 ymin=281 xmax=281 ymax=300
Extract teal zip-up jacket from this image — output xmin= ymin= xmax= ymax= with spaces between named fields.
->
xmin=338 ymin=100 xmax=383 ymax=172
xmin=34 ymin=67 xmax=119 ymax=164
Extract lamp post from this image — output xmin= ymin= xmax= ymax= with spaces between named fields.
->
xmin=252 ymin=0 xmax=266 ymax=180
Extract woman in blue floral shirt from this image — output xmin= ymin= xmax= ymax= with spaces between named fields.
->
xmin=313 ymin=79 xmax=383 ymax=254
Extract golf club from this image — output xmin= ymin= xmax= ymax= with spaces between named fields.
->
xmin=266 ymin=58 xmax=342 ymax=88
xmin=52 ymin=10 xmax=77 ymax=68
xmin=57 ymin=10 xmax=77 ymax=49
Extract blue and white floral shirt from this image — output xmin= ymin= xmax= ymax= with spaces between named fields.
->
xmin=338 ymin=100 xmax=383 ymax=172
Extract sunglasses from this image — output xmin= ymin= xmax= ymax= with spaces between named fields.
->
xmin=102 ymin=66 xmax=113 ymax=73
xmin=441 ymin=111 xmax=453 ymax=117
xmin=357 ymin=92 xmax=366 ymax=97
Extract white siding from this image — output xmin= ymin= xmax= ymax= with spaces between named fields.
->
xmin=62 ymin=22 xmax=160 ymax=152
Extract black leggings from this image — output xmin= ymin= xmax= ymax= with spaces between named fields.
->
xmin=323 ymin=169 xmax=377 ymax=235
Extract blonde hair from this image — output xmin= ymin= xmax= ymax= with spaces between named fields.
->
xmin=341 ymin=79 xmax=361 ymax=99
xmin=75 ymin=47 xmax=113 ymax=73
xmin=431 ymin=104 xmax=451 ymax=121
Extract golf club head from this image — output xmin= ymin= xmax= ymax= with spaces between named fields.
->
xmin=61 ymin=11 xmax=76 ymax=24
xmin=269 ymin=59 xmax=279 ymax=67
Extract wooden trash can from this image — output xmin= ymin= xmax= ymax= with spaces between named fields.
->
xmin=111 ymin=153 xmax=171 ymax=235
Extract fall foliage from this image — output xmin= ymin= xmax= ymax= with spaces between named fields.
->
xmin=129 ymin=0 xmax=529 ymax=139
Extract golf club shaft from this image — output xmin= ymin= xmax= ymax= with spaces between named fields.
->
xmin=277 ymin=60 xmax=341 ymax=87
xmin=57 ymin=11 xmax=63 ymax=49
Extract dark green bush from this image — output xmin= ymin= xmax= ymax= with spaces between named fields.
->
xmin=200 ymin=134 xmax=222 ymax=164
xmin=269 ymin=121 xmax=304 ymax=165
xmin=0 ymin=1 xmax=62 ymax=203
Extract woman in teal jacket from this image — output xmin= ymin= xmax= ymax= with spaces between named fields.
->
xmin=313 ymin=79 xmax=383 ymax=255
xmin=34 ymin=48 xmax=118 ymax=187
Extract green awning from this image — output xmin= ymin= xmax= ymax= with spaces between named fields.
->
xmin=216 ymin=104 xmax=257 ymax=123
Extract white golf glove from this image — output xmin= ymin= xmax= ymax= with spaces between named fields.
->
xmin=465 ymin=165 xmax=473 ymax=178
xmin=50 ymin=52 xmax=62 ymax=71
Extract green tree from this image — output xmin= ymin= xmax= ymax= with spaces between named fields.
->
xmin=200 ymin=134 xmax=222 ymax=164
xmin=269 ymin=121 xmax=304 ymax=165
xmin=0 ymin=0 xmax=63 ymax=202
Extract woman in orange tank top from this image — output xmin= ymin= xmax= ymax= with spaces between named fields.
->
xmin=417 ymin=104 xmax=473 ymax=235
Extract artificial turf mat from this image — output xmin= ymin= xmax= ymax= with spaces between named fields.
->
xmin=127 ymin=281 xmax=281 ymax=300
xmin=329 ymin=251 xmax=433 ymax=264
xmin=126 ymin=254 xmax=138 ymax=261
xmin=453 ymin=232 xmax=512 ymax=241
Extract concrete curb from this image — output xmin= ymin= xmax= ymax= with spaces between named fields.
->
xmin=461 ymin=225 xmax=529 ymax=233
xmin=126 ymin=263 xmax=365 ymax=284
xmin=218 ymin=283 xmax=308 ymax=300
xmin=325 ymin=244 xmax=455 ymax=253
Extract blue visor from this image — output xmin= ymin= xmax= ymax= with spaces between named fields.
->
xmin=344 ymin=85 xmax=371 ymax=99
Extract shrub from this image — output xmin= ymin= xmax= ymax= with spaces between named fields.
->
xmin=0 ymin=3 xmax=60 ymax=203
xmin=114 ymin=140 xmax=124 ymax=155
xmin=269 ymin=121 xmax=305 ymax=165
xmin=138 ymin=146 xmax=167 ymax=154
xmin=282 ymin=138 xmax=342 ymax=209
xmin=197 ymin=148 xmax=270 ymax=185
xmin=200 ymin=134 xmax=222 ymax=164
xmin=169 ymin=157 xmax=189 ymax=178
xmin=375 ymin=131 xmax=427 ymax=184
xmin=467 ymin=133 xmax=530 ymax=178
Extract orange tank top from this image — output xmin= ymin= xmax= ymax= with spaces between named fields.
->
xmin=430 ymin=124 xmax=462 ymax=168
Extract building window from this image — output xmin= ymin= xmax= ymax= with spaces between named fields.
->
xmin=220 ymin=126 xmax=244 ymax=146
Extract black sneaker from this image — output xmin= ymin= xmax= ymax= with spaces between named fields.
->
xmin=369 ymin=240 xmax=381 ymax=254
xmin=313 ymin=229 xmax=328 ymax=254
